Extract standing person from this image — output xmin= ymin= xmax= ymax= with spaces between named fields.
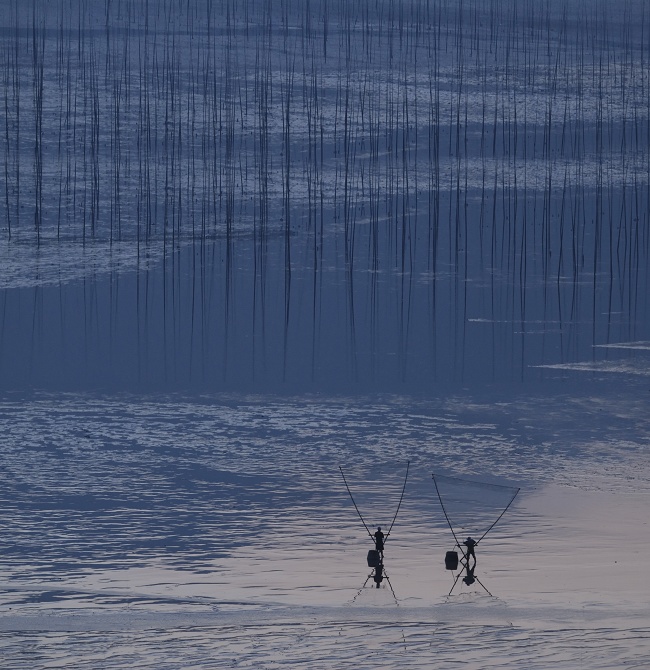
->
xmin=463 ymin=537 xmax=477 ymax=565
xmin=461 ymin=537 xmax=478 ymax=587
xmin=374 ymin=526 xmax=385 ymax=555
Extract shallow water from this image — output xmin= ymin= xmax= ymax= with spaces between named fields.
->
xmin=1 ymin=379 xmax=650 ymax=667
xmin=1 ymin=0 xmax=650 ymax=667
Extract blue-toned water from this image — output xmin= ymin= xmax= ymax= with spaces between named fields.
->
xmin=1 ymin=1 xmax=649 ymax=667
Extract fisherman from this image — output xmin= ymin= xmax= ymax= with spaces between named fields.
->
xmin=463 ymin=536 xmax=477 ymax=564
xmin=374 ymin=526 xmax=385 ymax=554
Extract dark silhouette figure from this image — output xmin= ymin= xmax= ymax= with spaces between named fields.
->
xmin=461 ymin=537 xmax=478 ymax=587
xmin=374 ymin=526 xmax=385 ymax=554
xmin=372 ymin=528 xmax=385 ymax=588
xmin=462 ymin=564 xmax=476 ymax=586
xmin=463 ymin=536 xmax=477 ymax=564
xmin=373 ymin=561 xmax=384 ymax=588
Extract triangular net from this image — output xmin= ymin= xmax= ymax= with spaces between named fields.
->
xmin=432 ymin=473 xmax=519 ymax=545
xmin=339 ymin=462 xmax=410 ymax=539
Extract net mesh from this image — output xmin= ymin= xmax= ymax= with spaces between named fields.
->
xmin=432 ymin=473 xmax=519 ymax=544
xmin=339 ymin=462 xmax=410 ymax=537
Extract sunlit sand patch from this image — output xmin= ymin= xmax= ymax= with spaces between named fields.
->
xmin=594 ymin=341 xmax=650 ymax=351
xmin=532 ymin=360 xmax=650 ymax=376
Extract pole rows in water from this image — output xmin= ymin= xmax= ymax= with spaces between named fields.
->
xmin=0 ymin=0 xmax=648 ymax=302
